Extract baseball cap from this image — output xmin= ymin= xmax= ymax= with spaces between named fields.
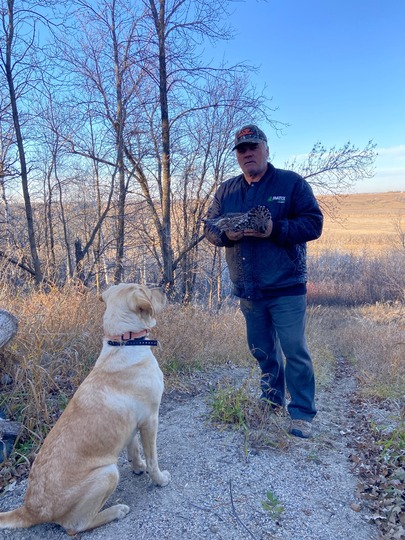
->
xmin=232 ymin=125 xmax=267 ymax=150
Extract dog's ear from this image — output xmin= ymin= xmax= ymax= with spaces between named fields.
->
xmin=150 ymin=288 xmax=166 ymax=314
xmin=127 ymin=286 xmax=154 ymax=318
xmin=100 ymin=285 xmax=114 ymax=303
xmin=127 ymin=286 xmax=166 ymax=318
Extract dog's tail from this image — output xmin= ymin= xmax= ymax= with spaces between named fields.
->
xmin=0 ymin=506 xmax=38 ymax=529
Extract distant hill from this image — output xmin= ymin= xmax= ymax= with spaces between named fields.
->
xmin=314 ymin=191 xmax=405 ymax=253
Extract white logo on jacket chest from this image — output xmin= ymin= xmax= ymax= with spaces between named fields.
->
xmin=268 ymin=196 xmax=286 ymax=203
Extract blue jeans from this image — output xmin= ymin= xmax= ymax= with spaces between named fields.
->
xmin=240 ymin=295 xmax=316 ymax=421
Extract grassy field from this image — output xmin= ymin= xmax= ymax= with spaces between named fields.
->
xmin=0 ymin=191 xmax=404 ymax=432
xmin=313 ymin=191 xmax=405 ymax=254
xmin=0 ymin=192 xmax=403 ymax=538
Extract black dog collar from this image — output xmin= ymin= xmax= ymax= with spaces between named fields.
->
xmin=107 ymin=338 xmax=158 ymax=347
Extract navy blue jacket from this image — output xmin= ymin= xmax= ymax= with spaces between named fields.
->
xmin=204 ymin=163 xmax=323 ymax=299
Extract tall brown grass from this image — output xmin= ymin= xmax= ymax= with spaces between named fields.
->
xmin=156 ymin=303 xmax=250 ymax=372
xmin=307 ymin=249 xmax=405 ymax=306
xmin=338 ymin=303 xmax=405 ymax=399
xmin=0 ymin=283 xmax=403 ymax=455
xmin=0 ymin=286 xmax=104 ymax=443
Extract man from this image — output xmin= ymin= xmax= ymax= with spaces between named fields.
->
xmin=204 ymin=125 xmax=323 ymax=438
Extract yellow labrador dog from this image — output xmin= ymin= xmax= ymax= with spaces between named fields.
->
xmin=0 ymin=283 xmax=170 ymax=535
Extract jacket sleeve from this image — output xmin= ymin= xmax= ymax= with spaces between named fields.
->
xmin=270 ymin=176 xmax=323 ymax=246
xmin=204 ymin=185 xmax=234 ymax=247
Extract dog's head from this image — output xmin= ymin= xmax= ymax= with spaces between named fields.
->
xmin=101 ymin=283 xmax=166 ymax=336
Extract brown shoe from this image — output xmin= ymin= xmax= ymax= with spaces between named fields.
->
xmin=289 ymin=419 xmax=313 ymax=439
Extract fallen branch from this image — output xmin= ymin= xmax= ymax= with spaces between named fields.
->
xmin=229 ymin=479 xmax=258 ymax=540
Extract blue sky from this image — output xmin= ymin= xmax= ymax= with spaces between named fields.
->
xmin=217 ymin=0 xmax=405 ymax=193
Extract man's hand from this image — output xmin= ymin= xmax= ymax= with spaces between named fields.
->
xmin=243 ymin=219 xmax=273 ymax=238
xmin=225 ymin=230 xmax=244 ymax=241
xmin=225 ymin=219 xmax=273 ymax=241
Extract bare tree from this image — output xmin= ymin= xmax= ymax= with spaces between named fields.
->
xmin=36 ymin=86 xmax=119 ymax=286
xmin=0 ymin=99 xmax=17 ymax=248
xmin=143 ymin=0 xmax=231 ymax=294
xmin=48 ymin=0 xmax=274 ymax=295
xmin=284 ymin=140 xmax=377 ymax=218
xmin=51 ymin=0 xmax=148 ymax=284
xmin=0 ymin=0 xmax=45 ymax=282
xmin=169 ymin=74 xmax=269 ymax=302
xmin=35 ymin=92 xmax=74 ymax=283
xmin=124 ymin=0 xmax=275 ymax=296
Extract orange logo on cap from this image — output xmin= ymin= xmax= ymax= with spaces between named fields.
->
xmin=237 ymin=128 xmax=254 ymax=139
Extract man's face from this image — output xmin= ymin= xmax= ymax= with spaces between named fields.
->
xmin=235 ymin=142 xmax=269 ymax=180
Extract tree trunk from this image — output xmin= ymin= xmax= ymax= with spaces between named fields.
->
xmin=113 ymin=164 xmax=126 ymax=284
xmin=112 ymin=7 xmax=126 ymax=285
xmin=0 ymin=175 xmax=12 ymax=247
xmin=150 ymin=0 xmax=174 ymax=296
xmin=4 ymin=0 xmax=42 ymax=284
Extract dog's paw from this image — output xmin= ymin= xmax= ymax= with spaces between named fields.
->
xmin=156 ymin=470 xmax=171 ymax=487
xmin=116 ymin=504 xmax=130 ymax=519
xmin=131 ymin=459 xmax=147 ymax=475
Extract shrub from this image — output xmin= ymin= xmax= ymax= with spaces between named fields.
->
xmin=308 ymin=250 xmax=405 ymax=306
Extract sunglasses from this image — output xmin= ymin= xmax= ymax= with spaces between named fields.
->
xmin=236 ymin=143 xmax=259 ymax=154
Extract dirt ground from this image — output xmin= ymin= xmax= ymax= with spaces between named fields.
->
xmin=0 ymin=363 xmax=380 ymax=540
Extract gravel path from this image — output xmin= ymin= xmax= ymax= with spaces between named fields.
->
xmin=0 ymin=364 xmax=379 ymax=540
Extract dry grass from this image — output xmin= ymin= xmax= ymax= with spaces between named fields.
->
xmin=154 ymin=303 xmax=250 ymax=374
xmin=0 ymin=288 xmax=252 ymax=450
xmin=0 ymin=285 xmax=403 ymax=451
xmin=306 ymin=305 xmax=338 ymax=387
xmin=307 ymin=302 xmax=405 ymax=400
xmin=316 ymin=191 xmax=405 ymax=255
xmin=340 ymin=304 xmax=405 ymax=399
xmin=0 ymin=285 xmax=403 ymax=538
xmin=0 ymin=286 xmax=104 ymax=446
